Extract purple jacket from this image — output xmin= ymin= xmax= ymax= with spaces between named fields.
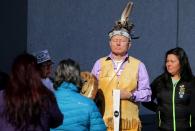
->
xmin=0 ymin=90 xmax=63 ymax=131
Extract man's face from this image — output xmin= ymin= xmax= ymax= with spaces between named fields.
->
xmin=109 ymin=35 xmax=131 ymax=56
xmin=39 ymin=61 xmax=52 ymax=78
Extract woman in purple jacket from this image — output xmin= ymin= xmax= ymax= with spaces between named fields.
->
xmin=0 ymin=53 xmax=63 ymax=131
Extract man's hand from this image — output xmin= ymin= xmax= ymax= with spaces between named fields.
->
xmin=120 ymin=89 xmax=132 ymax=100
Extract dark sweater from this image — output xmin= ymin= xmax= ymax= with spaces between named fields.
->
xmin=0 ymin=90 xmax=63 ymax=131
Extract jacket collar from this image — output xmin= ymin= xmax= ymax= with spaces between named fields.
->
xmin=105 ymin=52 xmax=129 ymax=62
xmin=60 ymin=81 xmax=79 ymax=92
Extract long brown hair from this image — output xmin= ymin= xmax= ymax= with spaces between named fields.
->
xmin=3 ymin=53 xmax=55 ymax=130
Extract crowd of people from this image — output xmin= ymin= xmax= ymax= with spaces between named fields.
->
xmin=1 ymin=46 xmax=195 ymax=131
xmin=1 ymin=1 xmax=195 ymax=131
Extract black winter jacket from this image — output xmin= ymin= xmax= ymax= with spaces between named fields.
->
xmin=143 ymin=74 xmax=194 ymax=131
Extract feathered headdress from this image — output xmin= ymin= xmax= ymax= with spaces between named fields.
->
xmin=109 ymin=1 xmax=136 ymax=39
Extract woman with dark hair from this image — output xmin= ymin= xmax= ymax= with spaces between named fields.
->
xmin=143 ymin=47 xmax=194 ymax=131
xmin=52 ymin=59 xmax=106 ymax=131
xmin=0 ymin=53 xmax=63 ymax=131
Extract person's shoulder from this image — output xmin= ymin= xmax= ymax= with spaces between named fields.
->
xmin=152 ymin=74 xmax=165 ymax=83
xmin=189 ymin=77 xmax=195 ymax=85
xmin=78 ymin=94 xmax=94 ymax=103
xmin=92 ymin=57 xmax=104 ymax=65
xmin=92 ymin=56 xmax=108 ymax=67
xmin=156 ymin=73 xmax=164 ymax=79
xmin=129 ymin=56 xmax=139 ymax=61
xmin=128 ymin=56 xmax=142 ymax=64
xmin=99 ymin=56 xmax=108 ymax=61
xmin=76 ymin=94 xmax=97 ymax=107
xmin=64 ymin=91 xmax=95 ymax=107
xmin=48 ymin=77 xmax=54 ymax=83
xmin=0 ymin=90 xmax=4 ymax=97
xmin=191 ymin=76 xmax=195 ymax=81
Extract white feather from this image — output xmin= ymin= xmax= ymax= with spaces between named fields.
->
xmin=120 ymin=1 xmax=133 ymax=25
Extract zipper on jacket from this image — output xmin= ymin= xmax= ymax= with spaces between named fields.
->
xmin=172 ymin=84 xmax=176 ymax=131
xmin=158 ymin=111 xmax=161 ymax=127
xmin=172 ymin=79 xmax=179 ymax=131
xmin=190 ymin=114 xmax=191 ymax=127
